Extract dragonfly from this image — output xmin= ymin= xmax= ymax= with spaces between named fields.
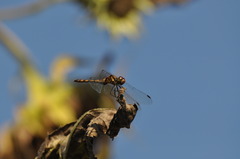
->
xmin=74 ymin=70 xmax=152 ymax=106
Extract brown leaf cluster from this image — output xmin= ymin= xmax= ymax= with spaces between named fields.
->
xmin=36 ymin=94 xmax=138 ymax=159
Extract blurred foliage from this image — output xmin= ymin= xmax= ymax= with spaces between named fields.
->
xmin=0 ymin=0 xmax=189 ymax=38
xmin=76 ymin=0 xmax=154 ymax=38
xmin=75 ymin=0 xmax=189 ymax=38
xmin=0 ymin=23 xmax=114 ymax=159
xmin=0 ymin=54 xmax=114 ymax=159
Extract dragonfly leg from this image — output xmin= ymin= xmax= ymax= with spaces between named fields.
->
xmin=110 ymin=86 xmax=120 ymax=98
xmin=110 ymin=86 xmax=117 ymax=97
xmin=114 ymin=86 xmax=121 ymax=98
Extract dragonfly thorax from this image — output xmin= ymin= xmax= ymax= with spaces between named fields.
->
xmin=103 ymin=75 xmax=125 ymax=86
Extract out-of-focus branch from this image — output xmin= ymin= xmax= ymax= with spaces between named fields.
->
xmin=0 ymin=22 xmax=46 ymax=100
xmin=0 ymin=22 xmax=32 ymax=68
xmin=0 ymin=0 xmax=70 ymax=21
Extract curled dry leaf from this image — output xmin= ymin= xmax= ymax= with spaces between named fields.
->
xmin=36 ymin=94 xmax=138 ymax=159
xmin=36 ymin=108 xmax=116 ymax=159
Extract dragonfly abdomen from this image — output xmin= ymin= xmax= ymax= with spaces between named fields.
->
xmin=74 ymin=79 xmax=104 ymax=84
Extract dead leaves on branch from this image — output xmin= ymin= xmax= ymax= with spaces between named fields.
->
xmin=34 ymin=67 xmax=140 ymax=159
xmin=36 ymin=99 xmax=138 ymax=159
xmin=36 ymin=109 xmax=116 ymax=159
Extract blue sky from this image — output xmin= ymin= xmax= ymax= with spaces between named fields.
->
xmin=0 ymin=0 xmax=240 ymax=159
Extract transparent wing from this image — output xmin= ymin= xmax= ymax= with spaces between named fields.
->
xmin=123 ymin=83 xmax=152 ymax=105
xmin=89 ymin=77 xmax=103 ymax=93
xmin=122 ymin=90 xmax=141 ymax=106
xmin=89 ymin=70 xmax=113 ymax=93
xmin=101 ymin=84 xmax=116 ymax=95
xmin=99 ymin=70 xmax=112 ymax=78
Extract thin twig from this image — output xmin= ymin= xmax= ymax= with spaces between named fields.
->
xmin=0 ymin=0 xmax=70 ymax=21
xmin=0 ymin=22 xmax=31 ymax=67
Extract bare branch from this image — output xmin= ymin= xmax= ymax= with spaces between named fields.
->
xmin=0 ymin=0 xmax=70 ymax=21
xmin=0 ymin=22 xmax=32 ymax=67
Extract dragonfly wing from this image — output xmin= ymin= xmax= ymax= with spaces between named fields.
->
xmin=102 ymin=84 xmax=116 ymax=95
xmin=123 ymin=91 xmax=140 ymax=106
xmin=99 ymin=70 xmax=112 ymax=79
xmin=123 ymin=83 xmax=152 ymax=105
xmin=89 ymin=77 xmax=103 ymax=93
xmin=89 ymin=70 xmax=113 ymax=94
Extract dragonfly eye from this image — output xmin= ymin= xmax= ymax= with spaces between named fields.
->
xmin=118 ymin=76 xmax=126 ymax=85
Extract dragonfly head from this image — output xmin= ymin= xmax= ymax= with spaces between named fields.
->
xmin=117 ymin=76 xmax=126 ymax=85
